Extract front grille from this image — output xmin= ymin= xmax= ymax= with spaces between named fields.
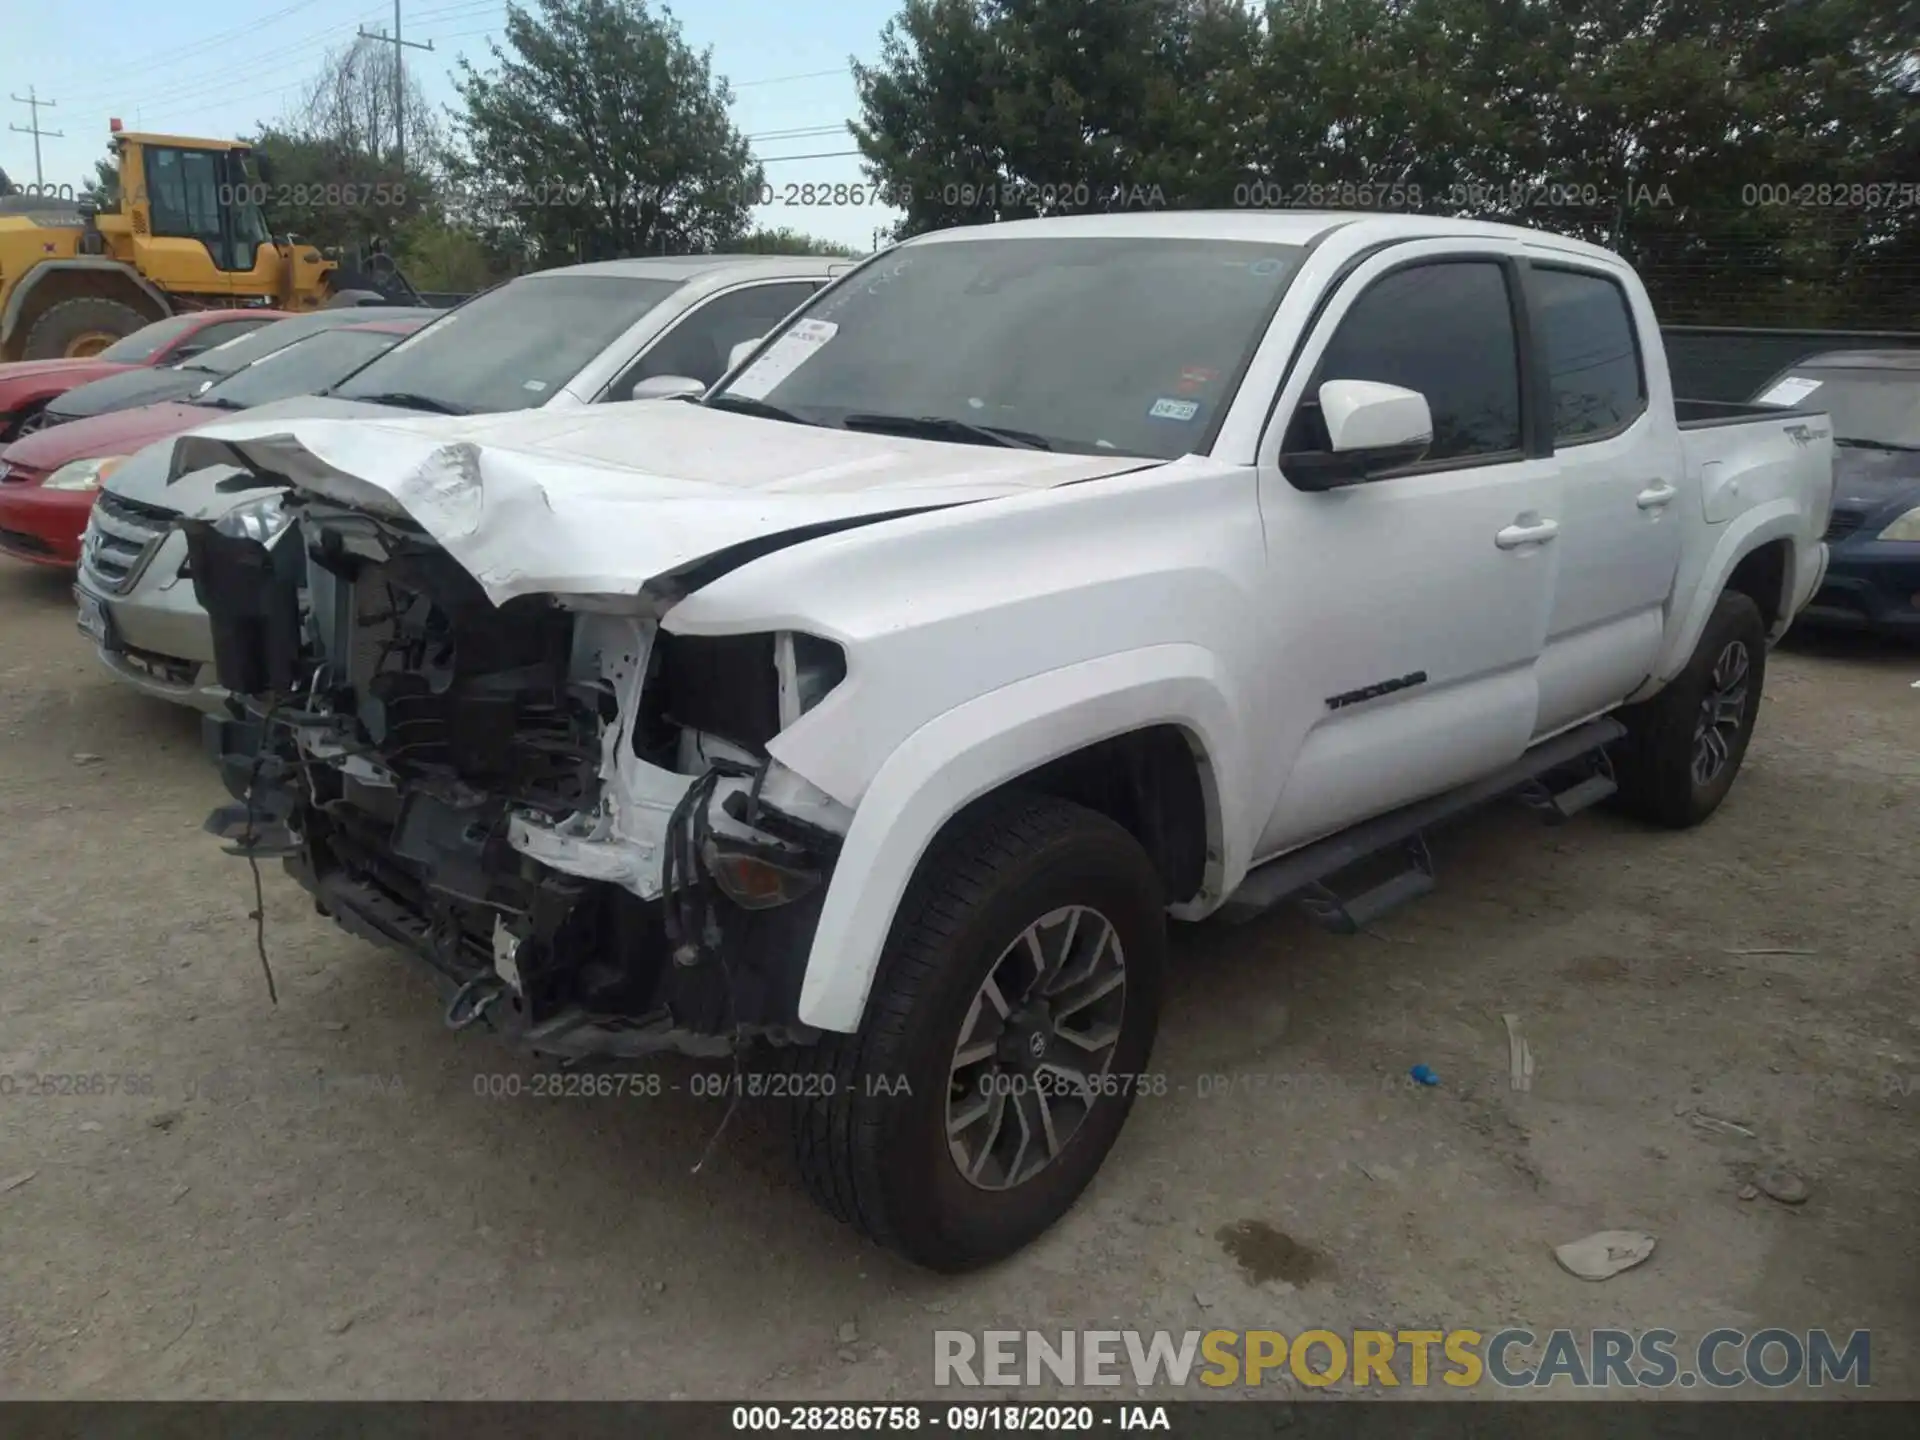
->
xmin=81 ymin=490 xmax=177 ymax=594
xmin=1824 ymin=509 xmax=1866 ymax=543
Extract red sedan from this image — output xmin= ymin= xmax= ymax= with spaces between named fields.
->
xmin=0 ymin=309 xmax=286 ymax=442
xmin=0 ymin=316 xmax=424 ymax=569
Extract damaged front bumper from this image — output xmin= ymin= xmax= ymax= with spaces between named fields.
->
xmin=186 ymin=494 xmax=853 ymax=1062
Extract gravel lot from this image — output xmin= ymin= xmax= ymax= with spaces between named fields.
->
xmin=2 ymin=552 xmax=1916 ymax=1400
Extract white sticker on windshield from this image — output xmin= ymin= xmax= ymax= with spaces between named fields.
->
xmin=1148 ymin=397 xmax=1200 ymax=422
xmin=729 ymin=319 xmax=838 ymax=399
xmin=1757 ymin=376 xmax=1822 ymax=407
xmin=522 ymin=379 xmax=548 ymax=392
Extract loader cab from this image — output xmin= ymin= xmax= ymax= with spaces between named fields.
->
xmin=127 ymin=136 xmax=272 ymax=274
xmin=113 ymin=131 xmax=277 ymax=298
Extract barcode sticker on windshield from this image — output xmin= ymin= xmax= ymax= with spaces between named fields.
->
xmin=729 ymin=320 xmax=838 ymax=399
xmin=1757 ymin=376 xmax=1822 ymax=407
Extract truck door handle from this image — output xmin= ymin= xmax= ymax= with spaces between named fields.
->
xmin=1495 ymin=517 xmax=1560 ymax=549
xmin=1636 ymin=481 xmax=1679 ymax=510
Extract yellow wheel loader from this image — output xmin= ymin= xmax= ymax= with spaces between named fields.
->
xmin=0 ymin=124 xmax=414 ymax=361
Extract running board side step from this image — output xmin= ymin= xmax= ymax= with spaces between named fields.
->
xmin=1220 ymin=717 xmax=1627 ymax=928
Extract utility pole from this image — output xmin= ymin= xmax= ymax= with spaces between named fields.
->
xmin=359 ymin=2 xmax=434 ymax=176
xmin=9 ymin=86 xmax=63 ymax=188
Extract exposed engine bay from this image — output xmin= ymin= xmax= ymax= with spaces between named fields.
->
xmin=182 ymin=494 xmax=853 ymax=1062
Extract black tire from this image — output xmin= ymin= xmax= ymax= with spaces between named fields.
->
xmin=791 ymin=791 xmax=1166 ymax=1271
xmin=22 ymin=297 xmax=151 ymax=360
xmin=1612 ymin=589 xmax=1767 ymax=828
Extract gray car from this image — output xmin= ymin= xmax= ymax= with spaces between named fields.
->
xmin=77 ymin=255 xmax=848 ymax=711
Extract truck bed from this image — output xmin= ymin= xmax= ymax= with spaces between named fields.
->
xmin=1675 ymin=399 xmax=1835 ymax=531
xmin=1674 ymin=397 xmax=1816 ymax=428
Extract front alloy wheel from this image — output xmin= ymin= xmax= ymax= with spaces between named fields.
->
xmin=946 ymin=904 xmax=1127 ymax=1190
xmin=790 ymin=792 xmax=1167 ymax=1270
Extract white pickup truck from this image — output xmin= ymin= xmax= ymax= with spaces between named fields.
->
xmin=173 ymin=212 xmax=1832 ymax=1271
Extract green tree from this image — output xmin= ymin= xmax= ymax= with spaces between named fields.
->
xmin=395 ymin=213 xmax=517 ymax=292
xmin=450 ymin=0 xmax=763 ymax=263
xmin=854 ymin=0 xmax=1920 ymax=324
xmin=735 ymin=226 xmax=862 ymax=256
xmin=246 ymin=126 xmax=435 ymax=255
xmin=82 ymin=152 xmax=120 ymax=209
xmin=241 ymin=35 xmax=453 ymax=255
xmin=852 ymin=1 xmax=1260 ymax=237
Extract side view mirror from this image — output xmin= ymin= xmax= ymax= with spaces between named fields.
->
xmin=1283 ymin=379 xmax=1433 ymax=491
xmin=727 ymin=336 xmax=765 ymax=373
xmin=628 ymin=374 xmax=705 ymax=401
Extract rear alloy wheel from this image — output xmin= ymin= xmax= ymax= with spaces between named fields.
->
xmin=1690 ymin=638 xmax=1752 ymax=788
xmin=792 ymin=792 xmax=1166 ymax=1271
xmin=1612 ymin=588 xmax=1767 ymax=828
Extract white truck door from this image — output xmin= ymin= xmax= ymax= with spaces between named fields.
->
xmin=1247 ymin=247 xmax=1565 ymax=857
xmin=1522 ymin=262 xmax=1684 ymax=735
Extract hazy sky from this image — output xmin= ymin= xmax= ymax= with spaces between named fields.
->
xmin=3 ymin=0 xmax=904 ymax=249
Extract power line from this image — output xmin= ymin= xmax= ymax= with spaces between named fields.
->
xmin=735 ymin=67 xmax=851 ymax=88
xmin=45 ymin=1 xmax=363 ymax=109
xmin=409 ymin=0 xmax=502 ymax=20
xmin=83 ymin=41 xmax=361 ymax=130
xmin=756 ymin=149 xmax=861 ymax=164
xmin=57 ymin=9 xmax=390 ymax=115
xmin=8 ymin=87 xmax=63 ymax=187
xmin=358 ymin=1 xmax=436 ymax=175
xmin=744 ymin=124 xmax=848 ymax=142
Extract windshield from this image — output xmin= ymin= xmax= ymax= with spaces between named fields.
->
xmin=1754 ymin=368 xmax=1920 ymax=448
xmin=332 ymin=275 xmax=683 ymax=413
xmin=712 ymin=236 xmax=1308 ymax=457
xmin=180 ymin=311 xmax=369 ymax=379
xmin=98 ymin=314 xmax=203 ymax=364
xmin=194 ymin=328 xmax=408 ymax=410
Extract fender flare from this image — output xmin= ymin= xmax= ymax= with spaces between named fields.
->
xmin=1639 ymin=502 xmax=1810 ymax=696
xmin=0 ymin=260 xmax=173 ymax=349
xmin=793 ymin=644 xmax=1252 ymax=1033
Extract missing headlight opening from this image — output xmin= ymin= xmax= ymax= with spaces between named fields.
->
xmin=182 ymin=500 xmax=849 ymax=1065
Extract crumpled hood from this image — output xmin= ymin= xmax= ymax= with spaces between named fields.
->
xmin=171 ymin=400 xmax=1160 ymax=605
xmin=106 ymin=394 xmax=405 ymax=516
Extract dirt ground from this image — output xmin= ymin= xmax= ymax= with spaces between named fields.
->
xmin=1 ymin=551 xmax=1915 ymax=1402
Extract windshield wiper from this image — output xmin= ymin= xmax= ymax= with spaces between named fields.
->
xmin=703 ymin=392 xmax=816 ymax=426
xmin=349 ymin=391 xmax=472 ymax=415
xmin=1834 ymin=437 xmax=1920 ymax=452
xmin=191 ymin=395 xmax=247 ymax=411
xmin=838 ymin=412 xmax=1053 ymax=450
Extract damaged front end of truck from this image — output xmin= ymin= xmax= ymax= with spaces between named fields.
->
xmin=180 ymin=469 xmax=862 ymax=1063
